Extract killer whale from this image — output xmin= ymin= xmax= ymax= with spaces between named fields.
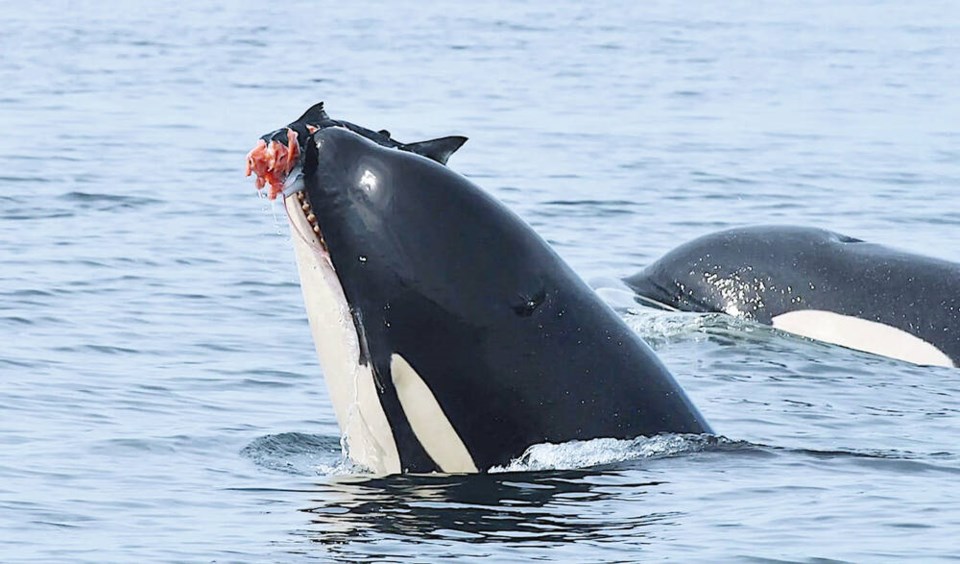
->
xmin=625 ymin=225 xmax=960 ymax=367
xmin=246 ymin=103 xmax=711 ymax=473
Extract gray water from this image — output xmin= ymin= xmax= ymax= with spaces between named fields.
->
xmin=3 ymin=1 xmax=960 ymax=562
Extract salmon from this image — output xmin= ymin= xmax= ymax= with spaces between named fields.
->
xmin=244 ymin=128 xmax=300 ymax=200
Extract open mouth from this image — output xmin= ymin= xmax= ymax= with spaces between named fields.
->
xmin=246 ymin=129 xmax=329 ymax=255
xmin=290 ymin=189 xmax=329 ymax=254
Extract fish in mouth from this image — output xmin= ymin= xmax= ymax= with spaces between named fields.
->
xmin=245 ymin=102 xmax=711 ymax=474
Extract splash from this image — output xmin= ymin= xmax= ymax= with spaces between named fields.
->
xmin=490 ymin=434 xmax=726 ymax=473
xmin=240 ymin=432 xmax=370 ymax=476
xmin=622 ymin=308 xmax=710 ymax=343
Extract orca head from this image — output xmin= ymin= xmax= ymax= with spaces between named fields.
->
xmin=246 ymin=105 xmax=476 ymax=473
xmin=285 ymin=125 xmax=515 ymax=474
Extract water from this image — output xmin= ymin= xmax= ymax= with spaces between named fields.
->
xmin=2 ymin=1 xmax=959 ymax=561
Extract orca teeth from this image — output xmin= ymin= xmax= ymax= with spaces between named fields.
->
xmin=296 ymin=191 xmax=328 ymax=253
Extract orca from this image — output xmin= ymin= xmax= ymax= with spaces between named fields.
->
xmin=625 ymin=225 xmax=960 ymax=367
xmin=246 ymin=103 xmax=711 ymax=474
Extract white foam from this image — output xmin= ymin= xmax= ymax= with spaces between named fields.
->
xmin=490 ymin=434 xmax=716 ymax=473
xmin=623 ymin=308 xmax=708 ymax=342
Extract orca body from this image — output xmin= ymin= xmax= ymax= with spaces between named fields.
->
xmin=625 ymin=225 xmax=960 ymax=367
xmin=247 ymin=103 xmax=711 ymax=474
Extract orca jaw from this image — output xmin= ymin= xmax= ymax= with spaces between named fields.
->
xmin=281 ymin=186 xmax=402 ymax=474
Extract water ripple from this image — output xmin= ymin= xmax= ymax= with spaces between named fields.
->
xmin=3 ymin=1 xmax=960 ymax=561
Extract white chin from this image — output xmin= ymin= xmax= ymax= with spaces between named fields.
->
xmin=282 ymin=194 xmax=402 ymax=474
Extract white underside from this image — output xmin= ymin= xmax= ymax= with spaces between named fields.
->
xmin=284 ymin=195 xmax=401 ymax=474
xmin=771 ymin=309 xmax=954 ymax=367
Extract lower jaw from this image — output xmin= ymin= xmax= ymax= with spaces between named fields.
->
xmin=283 ymin=188 xmax=329 ymax=255
xmin=281 ymin=191 xmax=402 ymax=473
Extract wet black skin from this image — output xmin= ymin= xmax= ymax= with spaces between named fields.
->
xmin=625 ymin=225 xmax=960 ymax=364
xmin=295 ymin=123 xmax=712 ymax=473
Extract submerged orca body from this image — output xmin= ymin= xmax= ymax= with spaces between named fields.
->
xmin=247 ymin=103 xmax=711 ymax=474
xmin=625 ymin=225 xmax=960 ymax=367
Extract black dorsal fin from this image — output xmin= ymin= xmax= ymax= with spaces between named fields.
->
xmin=378 ymin=129 xmax=392 ymax=138
xmin=294 ymin=101 xmax=329 ymax=125
xmin=405 ymin=136 xmax=468 ymax=165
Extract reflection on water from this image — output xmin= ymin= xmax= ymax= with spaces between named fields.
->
xmin=299 ymin=470 xmax=674 ymax=558
xmin=233 ymin=438 xmax=960 ymax=561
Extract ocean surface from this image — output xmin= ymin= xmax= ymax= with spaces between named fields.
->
xmin=2 ymin=1 xmax=959 ymax=562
